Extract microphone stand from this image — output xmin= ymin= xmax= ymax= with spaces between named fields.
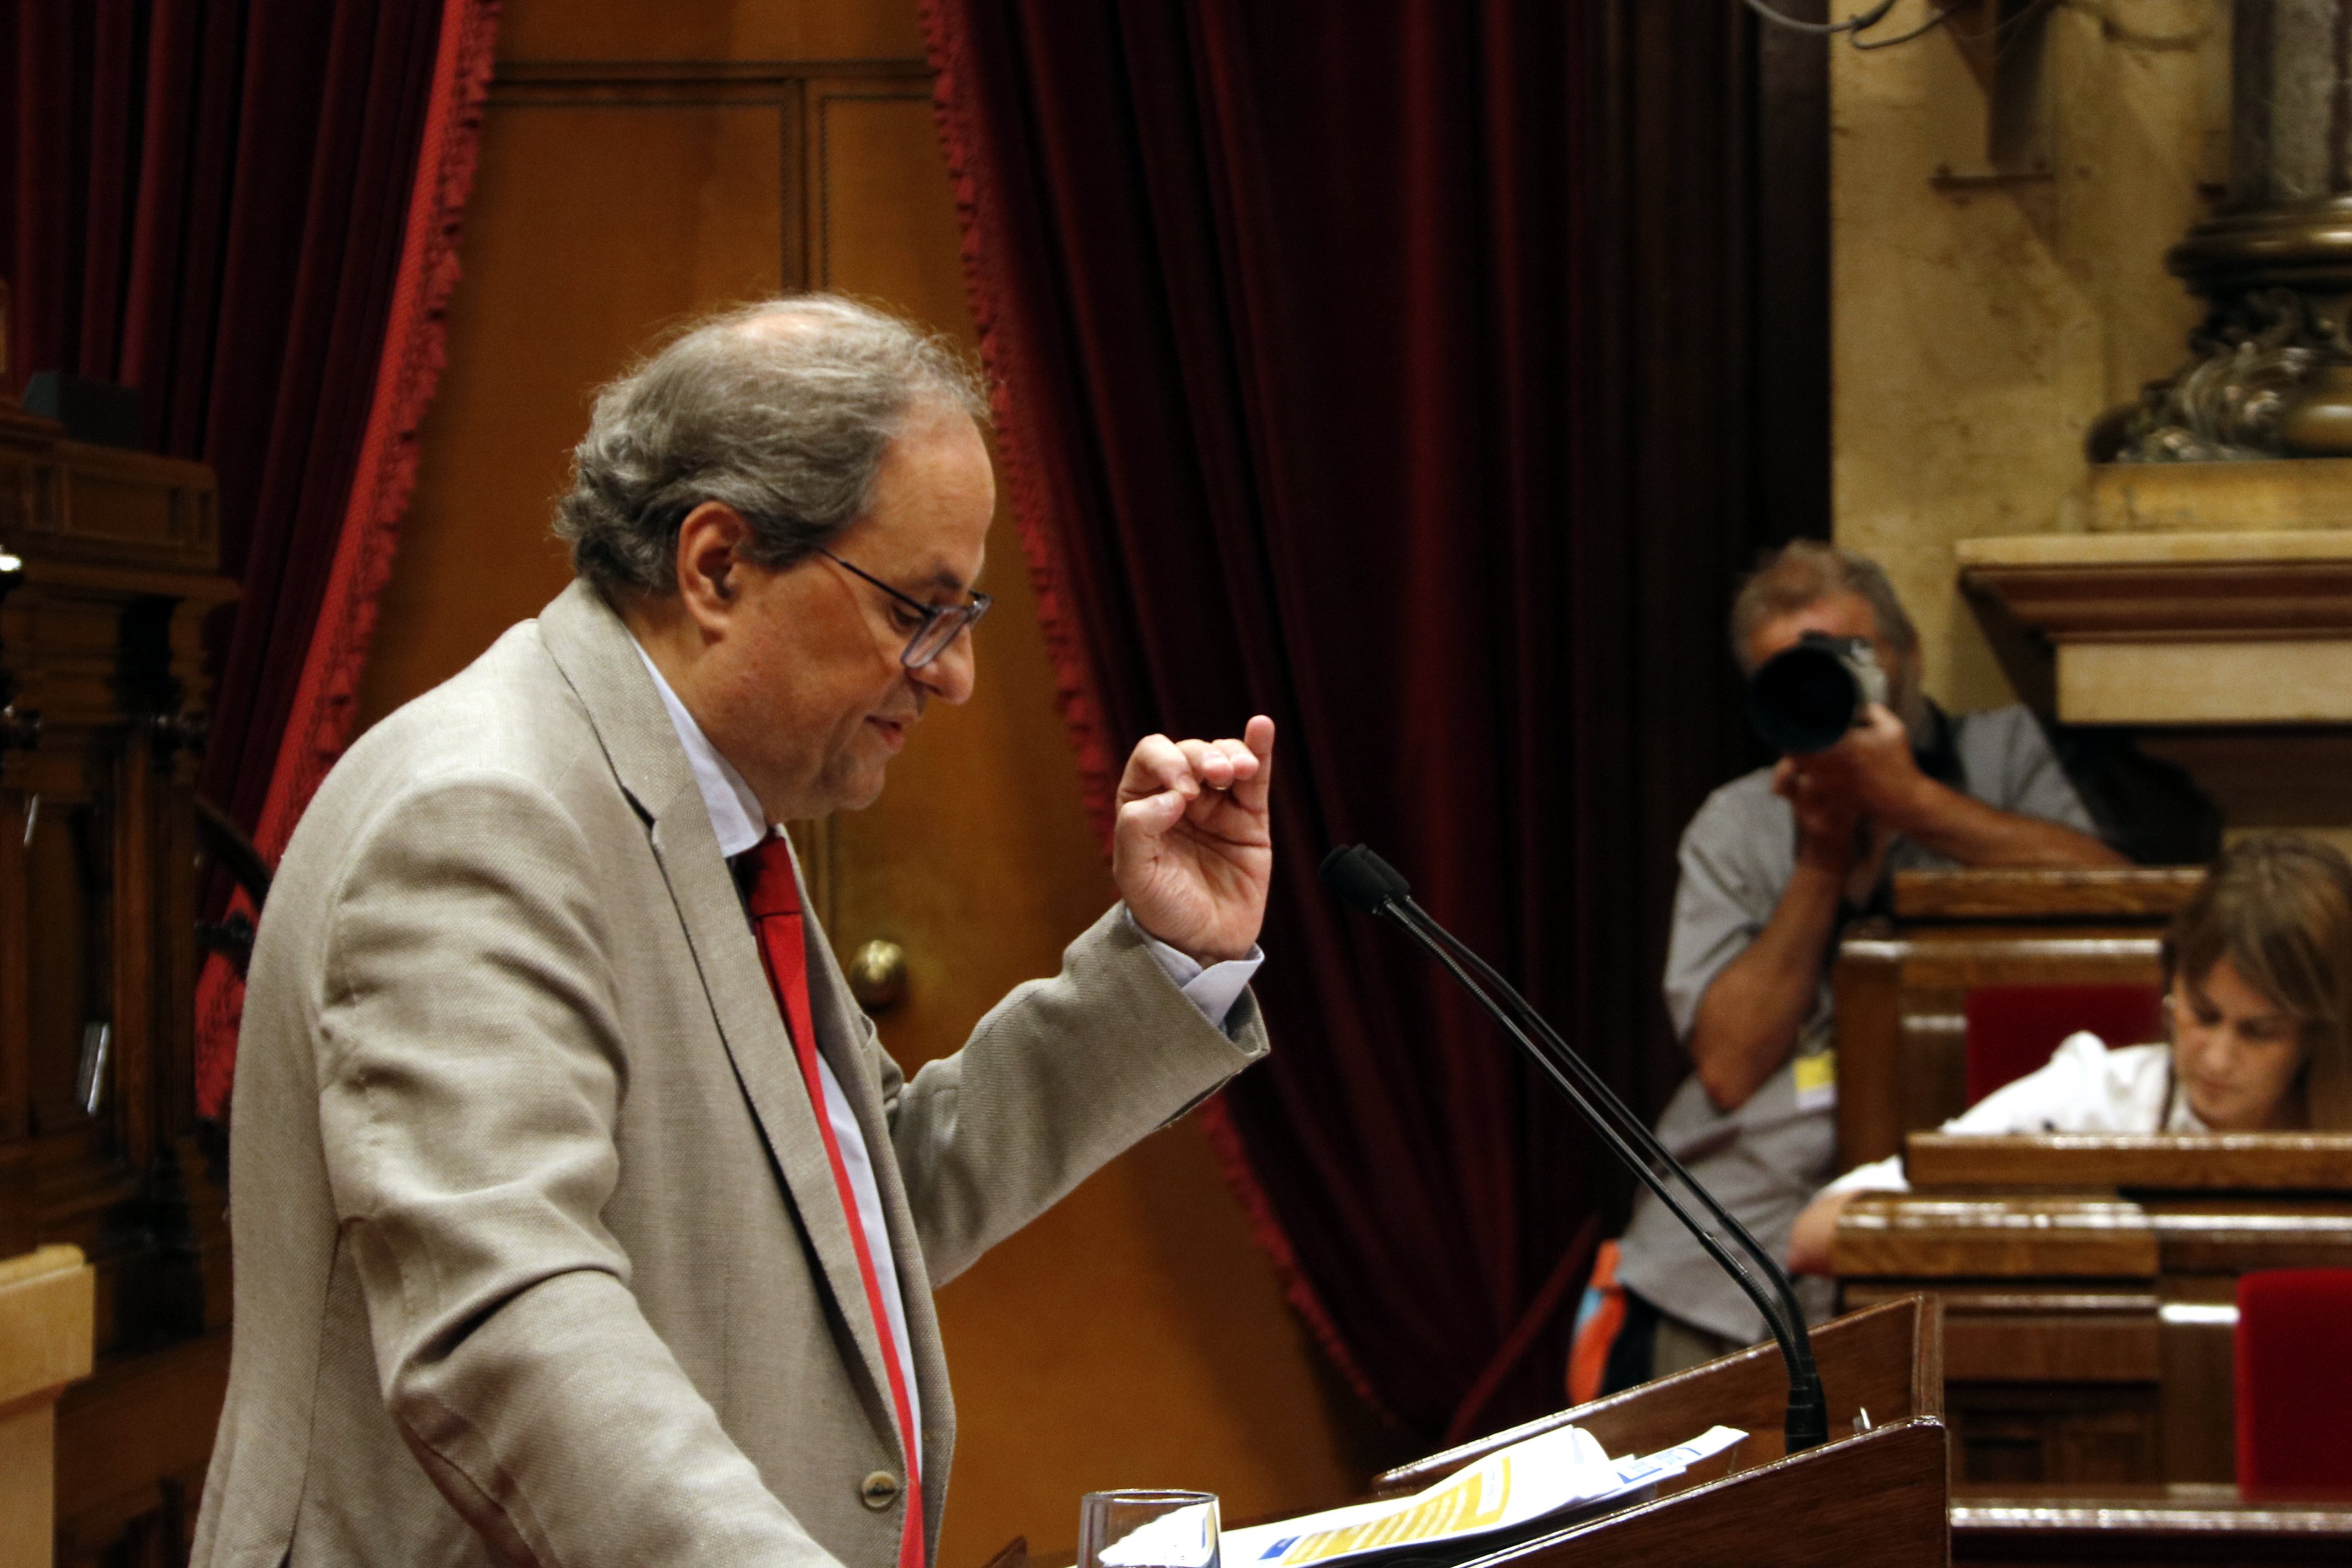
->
xmin=1321 ymin=844 xmax=1830 ymax=1453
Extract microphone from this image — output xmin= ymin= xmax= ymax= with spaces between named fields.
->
xmin=1317 ymin=843 xmax=1830 ymax=1452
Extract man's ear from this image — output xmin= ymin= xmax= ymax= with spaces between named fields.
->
xmin=674 ymin=502 xmax=751 ymax=630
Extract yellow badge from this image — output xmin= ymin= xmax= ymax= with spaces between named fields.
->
xmin=1793 ymin=1049 xmax=1837 ymax=1112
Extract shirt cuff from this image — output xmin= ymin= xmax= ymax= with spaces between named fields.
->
xmin=1126 ymin=910 xmax=1264 ymax=1031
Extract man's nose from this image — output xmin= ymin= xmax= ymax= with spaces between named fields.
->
xmin=914 ymin=629 xmax=977 ymax=705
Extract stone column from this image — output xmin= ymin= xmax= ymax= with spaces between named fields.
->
xmin=2119 ymin=0 xmax=2352 ymax=459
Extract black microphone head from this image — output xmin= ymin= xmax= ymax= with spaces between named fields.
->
xmin=1320 ymin=844 xmax=1400 ymax=913
xmin=1321 ymin=844 xmax=1414 ymax=911
xmin=1354 ymin=847 xmax=1412 ymax=902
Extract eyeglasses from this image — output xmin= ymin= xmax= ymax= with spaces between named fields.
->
xmin=816 ymin=549 xmax=992 ymax=669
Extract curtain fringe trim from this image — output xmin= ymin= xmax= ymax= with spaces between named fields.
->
xmin=1192 ymin=1092 xmax=1400 ymax=1427
xmin=918 ymin=0 xmax=1118 ymax=848
xmin=918 ymin=0 xmax=1396 ymax=1424
xmin=195 ymin=0 xmax=503 ymax=1122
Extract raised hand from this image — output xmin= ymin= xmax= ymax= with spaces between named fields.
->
xmin=1796 ymin=703 xmax=1930 ymax=830
xmin=1112 ymin=716 xmax=1276 ymax=965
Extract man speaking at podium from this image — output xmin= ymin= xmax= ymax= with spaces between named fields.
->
xmin=193 ymin=297 xmax=1275 ymax=1568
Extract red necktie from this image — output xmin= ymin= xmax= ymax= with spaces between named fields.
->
xmin=744 ymin=836 xmax=924 ymax=1568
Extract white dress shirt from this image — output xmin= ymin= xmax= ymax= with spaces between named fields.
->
xmin=1826 ymin=1032 xmax=2206 ymax=1197
xmin=631 ymin=644 xmax=1263 ymax=1462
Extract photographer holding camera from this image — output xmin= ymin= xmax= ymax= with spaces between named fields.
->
xmin=1589 ymin=541 xmax=2125 ymax=1391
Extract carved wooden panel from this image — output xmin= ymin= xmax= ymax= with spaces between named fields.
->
xmin=0 ymin=404 xmax=234 ymax=1568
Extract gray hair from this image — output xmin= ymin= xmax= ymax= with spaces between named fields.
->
xmin=554 ymin=295 xmax=988 ymax=596
xmin=1728 ymin=540 xmax=1919 ymax=674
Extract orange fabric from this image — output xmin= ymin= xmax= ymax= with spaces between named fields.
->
xmin=747 ymin=839 xmax=925 ymax=1568
xmin=1566 ymin=1239 xmax=1624 ymax=1407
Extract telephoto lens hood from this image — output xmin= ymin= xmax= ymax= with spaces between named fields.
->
xmin=1746 ymin=631 xmax=1888 ymax=754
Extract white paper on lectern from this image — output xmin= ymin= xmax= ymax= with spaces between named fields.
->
xmin=1218 ymin=1423 xmax=1747 ymax=1568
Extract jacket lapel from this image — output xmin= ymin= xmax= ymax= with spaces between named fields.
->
xmin=535 ymin=580 xmax=903 ymax=1447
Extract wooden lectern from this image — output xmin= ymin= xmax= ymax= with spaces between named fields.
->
xmin=983 ymin=1299 xmax=1949 ymax=1568
xmin=0 ymin=1245 xmax=95 ymax=1568
xmin=1353 ymin=1297 xmax=1952 ymax=1566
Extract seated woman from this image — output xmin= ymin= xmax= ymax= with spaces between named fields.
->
xmin=1788 ymin=832 xmax=2352 ymax=1276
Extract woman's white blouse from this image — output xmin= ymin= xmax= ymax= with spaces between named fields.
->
xmin=1826 ymin=1033 xmax=2208 ymax=1196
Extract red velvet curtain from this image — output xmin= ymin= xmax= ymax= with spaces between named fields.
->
xmin=3 ymin=0 xmax=500 ymax=1118
xmin=927 ymin=1 xmax=1826 ymax=1442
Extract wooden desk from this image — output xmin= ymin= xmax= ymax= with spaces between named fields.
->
xmin=1952 ymin=1484 xmax=2352 ymax=1564
xmin=1833 ymin=868 xmax=2201 ymax=1170
xmin=1835 ymin=1136 xmax=2352 ymax=1488
xmin=0 ymin=1245 xmax=94 ymax=1568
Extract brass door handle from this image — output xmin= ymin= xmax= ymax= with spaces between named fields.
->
xmin=848 ymin=939 xmax=908 ymax=1012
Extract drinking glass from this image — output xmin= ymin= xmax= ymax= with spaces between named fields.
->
xmin=1078 ymin=1489 xmax=1221 ymax=1568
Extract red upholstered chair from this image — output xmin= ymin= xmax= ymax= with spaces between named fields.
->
xmin=2236 ymin=1268 xmax=2352 ymax=1489
xmin=1962 ymin=983 xmax=2168 ymax=1107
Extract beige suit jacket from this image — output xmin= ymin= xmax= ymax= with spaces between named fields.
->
xmin=192 ymin=580 xmax=1267 ymax=1568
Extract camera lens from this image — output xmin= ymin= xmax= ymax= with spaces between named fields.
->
xmin=1747 ymin=643 xmax=1861 ymax=754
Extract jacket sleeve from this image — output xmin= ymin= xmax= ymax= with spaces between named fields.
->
xmin=313 ymin=768 xmax=839 ymax=1568
xmin=882 ymin=903 xmax=1268 ymax=1286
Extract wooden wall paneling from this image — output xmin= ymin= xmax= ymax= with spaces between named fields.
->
xmin=357 ymin=63 xmax=812 ymax=729
xmin=1942 ymin=1382 xmax=2162 ymax=1486
xmin=23 ymin=791 xmax=101 ymax=1140
xmin=493 ymin=0 xmax=925 ymax=66
xmin=1 ymin=774 xmax=29 ymax=1153
xmin=1934 ymin=1294 xmax=2161 ymax=1386
xmin=112 ymin=728 xmax=154 ymax=1179
xmin=1847 ymin=1278 xmax=2164 ymax=1485
xmin=810 ymin=78 xmax=968 ymax=323
xmin=0 ymin=407 xmax=233 ymax=1564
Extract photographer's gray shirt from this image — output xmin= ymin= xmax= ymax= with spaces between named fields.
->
xmin=1615 ymin=704 xmax=2098 ymax=1345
